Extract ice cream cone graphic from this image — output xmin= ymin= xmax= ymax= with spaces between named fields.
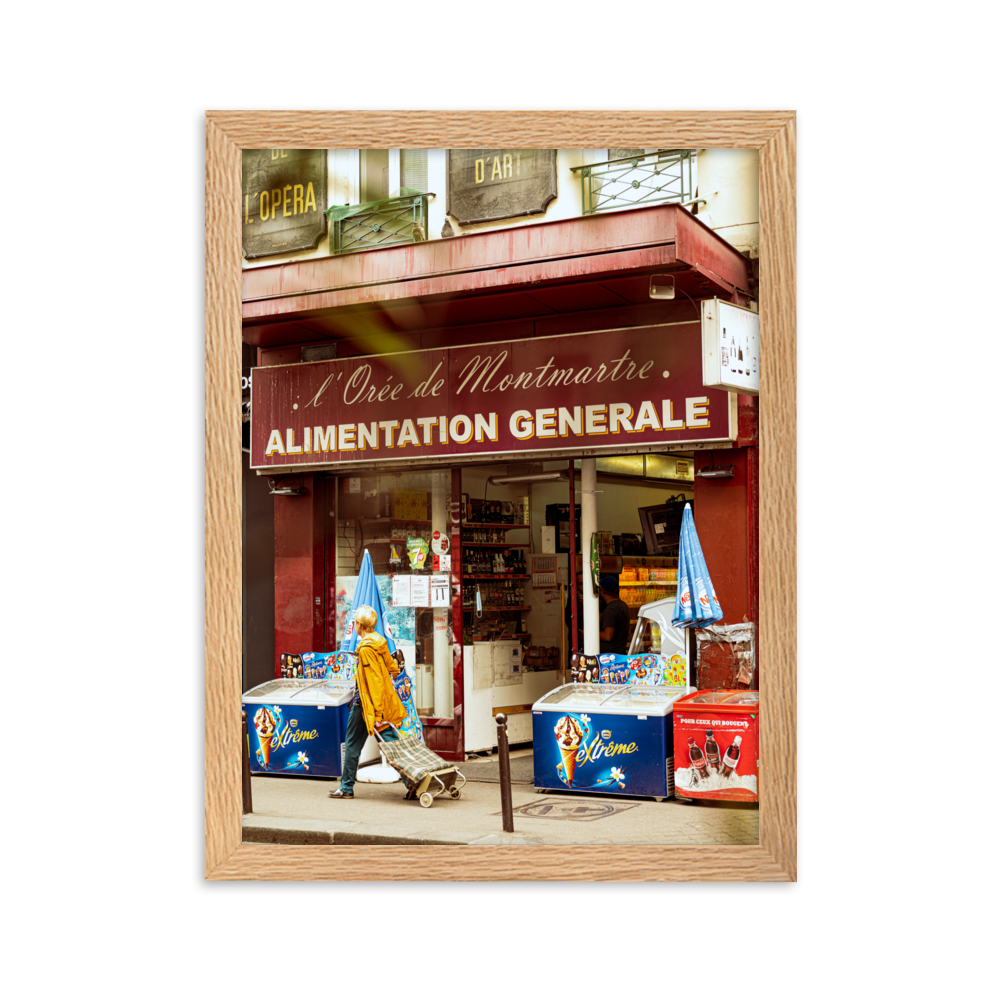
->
xmin=554 ymin=715 xmax=585 ymax=788
xmin=253 ymin=707 xmax=276 ymax=771
xmin=558 ymin=742 xmax=581 ymax=787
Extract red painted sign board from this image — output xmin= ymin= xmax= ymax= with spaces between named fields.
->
xmin=250 ymin=324 xmax=735 ymax=469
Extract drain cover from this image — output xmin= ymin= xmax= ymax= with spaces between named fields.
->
xmin=506 ymin=798 xmax=640 ymax=823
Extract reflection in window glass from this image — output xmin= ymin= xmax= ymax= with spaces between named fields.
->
xmin=336 ymin=469 xmax=454 ymax=719
xmin=630 ymin=618 xmax=663 ymax=655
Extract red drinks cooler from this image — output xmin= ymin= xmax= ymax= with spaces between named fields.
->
xmin=673 ymin=690 xmax=759 ymax=802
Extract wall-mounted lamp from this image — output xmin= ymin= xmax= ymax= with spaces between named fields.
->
xmin=267 ymin=476 xmax=306 ymax=496
xmin=695 ymin=458 xmax=735 ymax=480
xmin=695 ymin=466 xmax=734 ymax=479
xmin=649 ymin=274 xmax=676 ymax=300
xmin=487 ymin=472 xmax=568 ymax=486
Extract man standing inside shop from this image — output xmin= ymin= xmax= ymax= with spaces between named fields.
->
xmin=598 ymin=575 xmax=630 ymax=655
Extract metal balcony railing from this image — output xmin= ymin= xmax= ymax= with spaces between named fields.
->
xmin=326 ymin=191 xmax=431 ymax=255
xmin=571 ymin=150 xmax=695 ymax=215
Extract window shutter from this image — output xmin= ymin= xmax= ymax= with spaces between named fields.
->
xmin=400 ymin=149 xmax=428 ymax=193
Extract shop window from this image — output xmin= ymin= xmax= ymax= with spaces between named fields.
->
xmin=335 ymin=469 xmax=454 ymax=720
xmin=329 ymin=149 xmax=430 ymax=255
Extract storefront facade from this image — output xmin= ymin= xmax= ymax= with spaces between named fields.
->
xmin=243 ymin=174 xmax=758 ymax=760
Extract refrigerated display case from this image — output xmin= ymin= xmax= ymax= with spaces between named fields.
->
xmin=463 ymin=640 xmax=561 ymax=751
xmin=242 ymin=678 xmax=354 ymax=777
xmin=672 ymin=690 xmax=759 ymax=802
xmin=628 ymin=596 xmax=692 ymax=686
xmin=531 ymin=683 xmax=691 ymax=800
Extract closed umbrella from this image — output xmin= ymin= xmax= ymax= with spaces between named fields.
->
xmin=345 ymin=551 xmax=425 ymax=744
xmin=342 ymin=549 xmax=401 ymax=783
xmin=672 ymin=504 xmax=724 ymax=628
xmin=682 ymin=505 xmax=722 ymax=628
xmin=342 ymin=549 xmax=397 ymax=655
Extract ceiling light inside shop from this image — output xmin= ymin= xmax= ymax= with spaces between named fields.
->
xmin=487 ymin=472 xmax=569 ymax=486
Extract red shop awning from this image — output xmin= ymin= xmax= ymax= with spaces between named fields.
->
xmin=242 ymin=203 xmax=751 ymax=351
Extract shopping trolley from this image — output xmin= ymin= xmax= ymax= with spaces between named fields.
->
xmin=373 ymin=724 xmax=467 ymax=808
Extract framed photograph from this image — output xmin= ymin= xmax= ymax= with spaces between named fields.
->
xmin=204 ymin=110 xmax=797 ymax=882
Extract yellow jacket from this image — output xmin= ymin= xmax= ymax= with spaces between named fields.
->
xmin=356 ymin=633 xmax=406 ymax=735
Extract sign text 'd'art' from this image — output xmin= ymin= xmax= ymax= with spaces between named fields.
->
xmin=447 ymin=149 xmax=558 ymax=225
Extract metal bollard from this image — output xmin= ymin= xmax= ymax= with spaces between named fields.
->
xmin=495 ymin=713 xmax=515 ymax=833
xmin=242 ymin=710 xmax=253 ymax=815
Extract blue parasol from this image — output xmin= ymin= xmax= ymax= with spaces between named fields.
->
xmin=340 ymin=549 xmax=424 ymax=747
xmin=672 ymin=503 xmax=724 ymax=628
xmin=341 ymin=549 xmax=397 ymax=654
xmin=340 ymin=549 xmax=405 ymax=781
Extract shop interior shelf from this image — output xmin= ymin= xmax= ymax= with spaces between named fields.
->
xmin=462 ymin=605 xmax=532 ymax=612
xmin=464 ymin=574 xmax=530 ymax=580
xmin=461 ymin=522 xmax=529 ymax=529
xmin=465 ymin=632 xmax=531 ymax=640
xmin=460 ymin=542 xmax=530 ymax=548
xmin=619 ymin=581 xmax=676 ymax=586
xmin=360 ymin=517 xmax=432 ymax=525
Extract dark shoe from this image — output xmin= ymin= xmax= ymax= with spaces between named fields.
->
xmin=328 ymin=788 xmax=354 ymax=799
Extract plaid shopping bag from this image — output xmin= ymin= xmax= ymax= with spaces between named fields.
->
xmin=377 ymin=733 xmax=451 ymax=786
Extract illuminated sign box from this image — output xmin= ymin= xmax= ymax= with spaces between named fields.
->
xmin=701 ymin=298 xmax=759 ymax=396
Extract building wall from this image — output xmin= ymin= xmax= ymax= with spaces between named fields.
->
xmin=244 ymin=151 xmax=760 ymax=695
xmin=242 ymin=148 xmax=758 ymax=270
xmin=242 ymin=449 xmax=275 ymax=691
xmin=695 ymin=149 xmax=760 ymax=258
xmin=272 ymin=476 xmax=325 ymax=675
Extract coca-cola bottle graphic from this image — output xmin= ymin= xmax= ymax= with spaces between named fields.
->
xmin=687 ymin=737 xmax=710 ymax=781
xmin=720 ymin=735 xmax=743 ymax=779
xmin=705 ymin=729 xmax=721 ymax=772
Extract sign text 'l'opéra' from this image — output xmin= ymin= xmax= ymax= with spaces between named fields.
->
xmin=242 ymin=149 xmax=327 ymax=259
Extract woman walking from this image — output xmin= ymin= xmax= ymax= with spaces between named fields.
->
xmin=329 ymin=606 xmax=407 ymax=799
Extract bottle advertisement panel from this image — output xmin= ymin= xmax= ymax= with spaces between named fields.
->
xmin=532 ymin=711 xmax=670 ymax=798
xmin=673 ymin=710 xmax=758 ymax=801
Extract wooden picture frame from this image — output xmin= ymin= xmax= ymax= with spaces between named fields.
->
xmin=205 ymin=111 xmax=796 ymax=881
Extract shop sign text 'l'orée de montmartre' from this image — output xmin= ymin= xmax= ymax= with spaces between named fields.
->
xmin=249 ymin=325 xmax=735 ymax=470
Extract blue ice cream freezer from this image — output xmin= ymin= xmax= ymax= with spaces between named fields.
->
xmin=532 ymin=684 xmax=691 ymax=800
xmin=242 ymin=678 xmax=354 ymax=777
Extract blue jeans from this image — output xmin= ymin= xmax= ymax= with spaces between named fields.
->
xmin=339 ymin=702 xmax=398 ymax=793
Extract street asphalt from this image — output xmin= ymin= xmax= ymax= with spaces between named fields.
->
xmin=242 ymin=749 xmax=759 ymax=847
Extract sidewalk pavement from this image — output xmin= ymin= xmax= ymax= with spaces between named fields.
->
xmin=242 ymin=750 xmax=758 ymax=847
